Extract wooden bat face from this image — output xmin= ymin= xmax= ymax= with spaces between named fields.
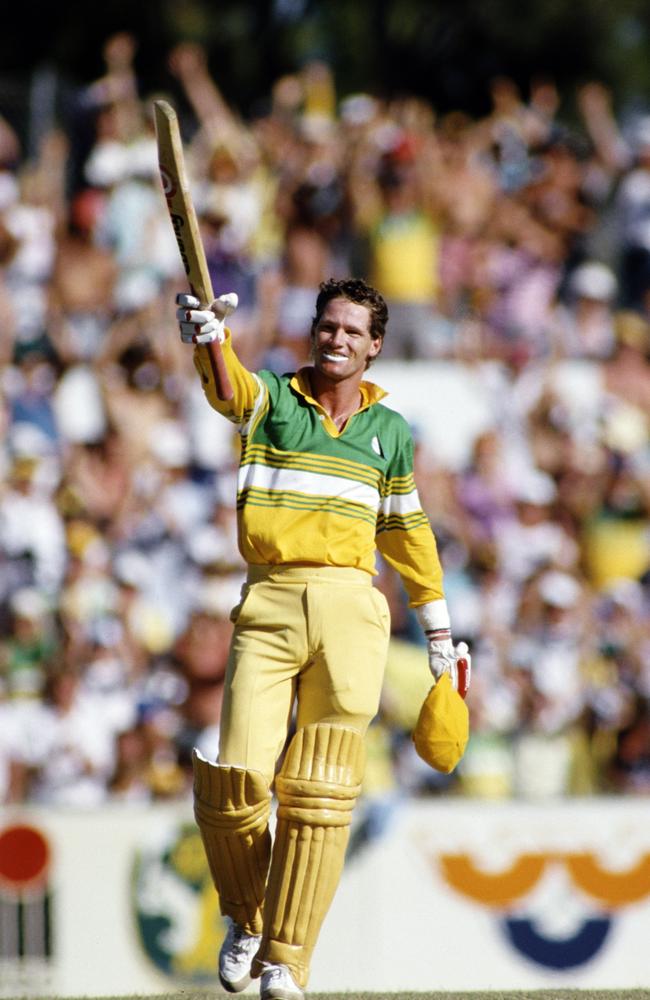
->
xmin=153 ymin=99 xmax=234 ymax=401
xmin=153 ymin=99 xmax=213 ymax=307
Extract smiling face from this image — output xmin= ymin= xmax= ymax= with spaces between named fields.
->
xmin=311 ymin=297 xmax=382 ymax=383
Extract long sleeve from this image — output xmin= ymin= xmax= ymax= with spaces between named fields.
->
xmin=193 ymin=330 xmax=263 ymax=425
xmin=376 ymin=429 xmax=445 ymax=606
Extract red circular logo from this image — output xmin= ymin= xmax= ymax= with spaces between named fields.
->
xmin=0 ymin=824 xmax=50 ymax=890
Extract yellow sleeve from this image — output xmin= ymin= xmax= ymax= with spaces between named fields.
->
xmin=376 ymin=521 xmax=445 ymax=607
xmin=193 ymin=330 xmax=262 ymax=424
xmin=375 ymin=419 xmax=445 ymax=607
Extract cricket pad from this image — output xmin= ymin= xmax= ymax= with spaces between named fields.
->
xmin=192 ymin=749 xmax=272 ymax=934
xmin=412 ymin=673 xmax=469 ymax=773
xmin=252 ymin=723 xmax=365 ymax=988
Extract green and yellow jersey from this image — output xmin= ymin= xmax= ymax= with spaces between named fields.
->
xmin=194 ymin=334 xmax=444 ymax=606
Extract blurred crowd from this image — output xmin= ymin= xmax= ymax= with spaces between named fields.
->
xmin=0 ymin=34 xmax=648 ymax=809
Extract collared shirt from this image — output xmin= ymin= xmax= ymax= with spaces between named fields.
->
xmin=194 ymin=334 xmax=444 ymax=605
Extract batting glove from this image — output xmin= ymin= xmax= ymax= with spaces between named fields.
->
xmin=176 ymin=292 xmax=238 ymax=345
xmin=416 ymin=599 xmax=472 ymax=698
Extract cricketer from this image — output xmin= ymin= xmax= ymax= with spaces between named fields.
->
xmin=176 ymin=277 xmax=471 ymax=1000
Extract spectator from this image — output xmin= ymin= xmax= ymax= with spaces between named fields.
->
xmin=550 ymin=260 xmax=618 ymax=359
xmin=7 ymin=661 xmax=128 ymax=806
xmin=615 ymin=116 xmax=650 ymax=311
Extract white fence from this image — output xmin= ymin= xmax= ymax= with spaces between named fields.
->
xmin=1 ymin=797 xmax=649 ymax=996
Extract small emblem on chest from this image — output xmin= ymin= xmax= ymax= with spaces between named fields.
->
xmin=371 ymin=435 xmax=383 ymax=457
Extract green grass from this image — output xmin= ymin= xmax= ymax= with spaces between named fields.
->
xmin=19 ymin=991 xmax=650 ymax=1000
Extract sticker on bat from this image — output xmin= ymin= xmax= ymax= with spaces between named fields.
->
xmin=159 ymin=165 xmax=177 ymax=198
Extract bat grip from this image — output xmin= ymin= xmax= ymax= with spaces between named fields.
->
xmin=206 ymin=340 xmax=234 ymax=401
xmin=457 ymin=658 xmax=469 ymax=700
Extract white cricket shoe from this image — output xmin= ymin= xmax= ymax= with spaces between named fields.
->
xmin=218 ymin=920 xmax=261 ymax=993
xmin=260 ymin=963 xmax=304 ymax=1000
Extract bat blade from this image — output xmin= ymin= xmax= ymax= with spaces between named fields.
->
xmin=153 ymin=99 xmax=214 ymax=307
xmin=154 ymin=99 xmax=233 ymax=400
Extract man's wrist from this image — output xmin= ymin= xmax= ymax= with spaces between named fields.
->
xmin=426 ymin=627 xmax=451 ymax=642
xmin=415 ymin=599 xmax=451 ymax=635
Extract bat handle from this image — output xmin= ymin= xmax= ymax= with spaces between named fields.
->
xmin=456 ymin=641 xmax=470 ymax=700
xmin=206 ymin=339 xmax=234 ymax=401
xmin=457 ymin=658 xmax=470 ymax=700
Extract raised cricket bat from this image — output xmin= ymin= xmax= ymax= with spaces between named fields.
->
xmin=153 ymin=99 xmax=233 ymax=400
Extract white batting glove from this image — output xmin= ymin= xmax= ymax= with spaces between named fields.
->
xmin=176 ymin=292 xmax=238 ymax=345
xmin=416 ymin=599 xmax=471 ymax=698
xmin=425 ymin=634 xmax=471 ymax=699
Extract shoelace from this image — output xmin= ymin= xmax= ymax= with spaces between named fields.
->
xmin=265 ymin=967 xmax=285 ymax=985
xmin=230 ymin=928 xmax=259 ymax=956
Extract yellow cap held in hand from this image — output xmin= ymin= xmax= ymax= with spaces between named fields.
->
xmin=412 ymin=673 xmax=469 ymax=774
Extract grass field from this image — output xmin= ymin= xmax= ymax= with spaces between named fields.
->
xmin=22 ymin=991 xmax=650 ymax=1000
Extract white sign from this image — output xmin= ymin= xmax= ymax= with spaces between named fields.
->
xmin=1 ymin=798 xmax=648 ymax=996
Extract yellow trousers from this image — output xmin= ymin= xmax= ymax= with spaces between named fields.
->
xmin=219 ymin=565 xmax=391 ymax=784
